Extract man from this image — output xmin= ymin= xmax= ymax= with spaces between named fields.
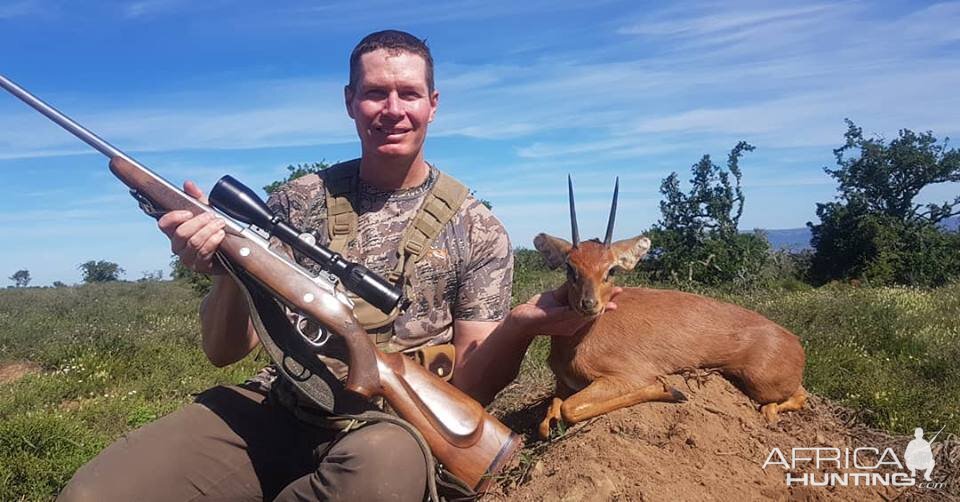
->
xmin=59 ymin=30 xmax=613 ymax=501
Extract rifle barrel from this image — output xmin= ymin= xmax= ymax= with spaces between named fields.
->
xmin=0 ymin=74 xmax=125 ymax=159
xmin=0 ymin=74 xmax=198 ymax=211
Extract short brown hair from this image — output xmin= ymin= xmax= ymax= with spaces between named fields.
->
xmin=348 ymin=30 xmax=434 ymax=92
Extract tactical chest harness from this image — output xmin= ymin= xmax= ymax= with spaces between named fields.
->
xmin=323 ymin=160 xmax=468 ymax=362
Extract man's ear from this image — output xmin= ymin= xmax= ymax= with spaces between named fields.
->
xmin=344 ymin=85 xmax=355 ymax=119
xmin=533 ymin=233 xmax=573 ymax=269
xmin=610 ymin=235 xmax=651 ymax=271
xmin=428 ymin=90 xmax=439 ymax=123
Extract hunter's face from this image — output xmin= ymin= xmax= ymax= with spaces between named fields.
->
xmin=346 ymin=49 xmax=438 ymax=163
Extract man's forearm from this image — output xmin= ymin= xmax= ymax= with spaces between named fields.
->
xmin=452 ymin=315 xmax=536 ymax=405
xmin=199 ymin=275 xmax=259 ymax=367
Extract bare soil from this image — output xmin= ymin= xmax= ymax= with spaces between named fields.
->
xmin=0 ymin=360 xmax=41 ymax=385
xmin=489 ymin=375 xmax=958 ymax=501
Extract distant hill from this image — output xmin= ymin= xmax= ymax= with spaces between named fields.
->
xmin=752 ymin=215 xmax=959 ymax=253
xmin=757 ymin=227 xmax=812 ymax=252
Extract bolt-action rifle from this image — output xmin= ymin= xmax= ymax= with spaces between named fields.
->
xmin=0 ymin=75 xmax=520 ymax=492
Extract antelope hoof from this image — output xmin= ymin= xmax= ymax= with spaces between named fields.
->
xmin=670 ymin=388 xmax=688 ymax=403
xmin=761 ymin=403 xmax=780 ymax=424
xmin=539 ymin=397 xmax=565 ymax=440
xmin=538 ymin=417 xmax=554 ymax=440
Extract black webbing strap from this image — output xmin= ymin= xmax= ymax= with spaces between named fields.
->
xmin=221 ymin=258 xmax=357 ymax=414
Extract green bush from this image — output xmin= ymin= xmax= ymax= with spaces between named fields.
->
xmin=643 ymin=142 xmax=772 ymax=286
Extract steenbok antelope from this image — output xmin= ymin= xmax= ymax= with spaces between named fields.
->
xmin=534 ymin=177 xmax=806 ymax=439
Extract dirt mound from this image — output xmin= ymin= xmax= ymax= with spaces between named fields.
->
xmin=0 ymin=360 xmax=41 ymax=385
xmin=491 ymin=375 xmax=958 ymax=501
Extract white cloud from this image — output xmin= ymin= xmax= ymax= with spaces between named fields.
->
xmin=0 ymin=0 xmax=38 ymax=19
xmin=617 ymin=4 xmax=837 ymax=38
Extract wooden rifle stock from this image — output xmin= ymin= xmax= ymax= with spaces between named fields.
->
xmin=376 ymin=352 xmax=521 ymax=490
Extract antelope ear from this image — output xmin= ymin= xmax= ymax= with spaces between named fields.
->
xmin=610 ymin=235 xmax=651 ymax=271
xmin=534 ymin=233 xmax=573 ymax=269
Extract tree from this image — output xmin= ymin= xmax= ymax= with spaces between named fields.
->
xmin=78 ymin=260 xmax=125 ymax=283
xmin=9 ymin=269 xmax=31 ymax=287
xmin=52 ymin=281 xmax=68 ymax=288
xmin=469 ymin=190 xmax=493 ymax=210
xmin=808 ymin=120 xmax=960 ymax=286
xmin=644 ymin=141 xmax=770 ymax=285
xmin=825 ymin=120 xmax=960 ymax=224
xmin=263 ymin=161 xmax=332 ymax=194
xmin=138 ymin=270 xmax=165 ymax=282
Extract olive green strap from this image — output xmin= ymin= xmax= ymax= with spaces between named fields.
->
xmin=391 ymin=171 xmax=469 ymax=302
xmin=323 ymin=160 xmax=361 ymax=254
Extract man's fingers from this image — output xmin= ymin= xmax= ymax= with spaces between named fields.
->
xmin=524 ymin=293 xmax=543 ymax=305
xmin=187 ymin=219 xmax=225 ymax=255
xmin=605 ymin=287 xmax=623 ymax=311
xmin=197 ymin=227 xmax=226 ymax=258
xmin=157 ymin=210 xmax=194 ymax=237
xmin=183 ymin=180 xmax=210 ymax=205
xmin=171 ymin=213 xmax=217 ymax=252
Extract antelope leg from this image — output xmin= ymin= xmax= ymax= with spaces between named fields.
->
xmin=538 ymin=397 xmax=565 ymax=439
xmin=561 ymin=377 xmax=687 ymax=425
xmin=761 ymin=386 xmax=807 ymax=423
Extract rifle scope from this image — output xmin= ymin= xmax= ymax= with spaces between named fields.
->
xmin=209 ymin=175 xmax=403 ymax=315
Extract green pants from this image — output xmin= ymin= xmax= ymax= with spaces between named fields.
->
xmin=58 ymin=384 xmax=427 ymax=501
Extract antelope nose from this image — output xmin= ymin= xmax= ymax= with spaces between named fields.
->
xmin=580 ymin=298 xmax=598 ymax=311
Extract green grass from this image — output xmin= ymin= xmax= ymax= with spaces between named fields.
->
xmin=723 ymin=282 xmax=960 ymax=432
xmin=1 ymin=277 xmax=959 ymax=500
xmin=0 ymin=282 xmax=264 ymax=500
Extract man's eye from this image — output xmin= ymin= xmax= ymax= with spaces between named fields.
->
xmin=365 ymin=90 xmax=387 ymax=99
xmin=400 ymin=91 xmax=422 ymax=100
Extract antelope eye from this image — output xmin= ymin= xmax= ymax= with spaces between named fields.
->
xmin=565 ymin=263 xmax=577 ymax=280
xmin=605 ymin=266 xmax=623 ymax=282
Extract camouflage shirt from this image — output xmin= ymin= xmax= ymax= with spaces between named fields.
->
xmin=249 ymin=160 xmax=513 ymax=391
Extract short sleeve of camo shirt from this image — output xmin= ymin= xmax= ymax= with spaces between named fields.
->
xmin=262 ymin=162 xmax=513 ymax=353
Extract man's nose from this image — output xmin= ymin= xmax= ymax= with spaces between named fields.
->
xmin=383 ymin=92 xmax=403 ymax=118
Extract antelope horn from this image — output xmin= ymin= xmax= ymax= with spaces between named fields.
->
xmin=568 ymin=174 xmax=579 ymax=247
xmin=603 ymin=177 xmax=619 ymax=246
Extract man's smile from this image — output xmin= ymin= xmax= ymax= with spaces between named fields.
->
xmin=374 ymin=125 xmax=411 ymax=137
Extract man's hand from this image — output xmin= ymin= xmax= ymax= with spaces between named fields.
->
xmin=510 ymin=283 xmax=623 ymax=338
xmin=157 ymin=180 xmax=226 ymax=275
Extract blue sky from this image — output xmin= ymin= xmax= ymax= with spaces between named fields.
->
xmin=1 ymin=0 xmax=958 ymax=285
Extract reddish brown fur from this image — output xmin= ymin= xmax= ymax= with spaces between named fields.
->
xmin=565 ymin=240 xmax=619 ymax=316
xmin=535 ymin=237 xmax=806 ymax=438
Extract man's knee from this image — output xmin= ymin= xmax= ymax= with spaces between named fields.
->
xmin=57 ymin=469 xmax=100 ymax=502
xmin=322 ymin=422 xmax=428 ymax=500
xmin=58 ymin=393 xmax=267 ymax=501
xmin=57 ymin=443 xmax=143 ymax=502
xmin=351 ymin=422 xmax=426 ymax=469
